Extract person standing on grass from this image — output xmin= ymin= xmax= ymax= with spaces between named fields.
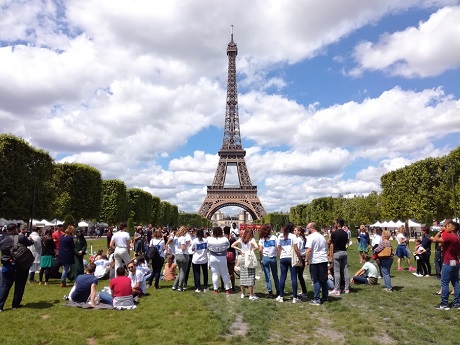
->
xmin=396 ymin=226 xmax=415 ymax=272
xmin=329 ymin=219 xmax=350 ymax=296
xmin=39 ymin=228 xmax=57 ymax=285
xmin=276 ymin=223 xmax=302 ymax=304
xmin=70 ymin=228 xmax=87 ymax=281
xmin=59 ymin=226 xmax=75 ymax=287
xmin=306 ymin=222 xmax=329 ymax=305
xmin=170 ymin=226 xmax=190 ymax=292
xmin=420 ymin=226 xmax=432 ymax=276
xmin=430 ymin=221 xmax=460 ymax=310
xmin=147 ymin=229 xmax=166 ymax=289
xmin=412 ymin=239 xmax=428 ymax=277
xmin=357 ymin=225 xmax=371 ymax=264
xmin=28 ymin=227 xmax=42 ymax=283
xmin=223 ymin=226 xmax=237 ymax=291
xmin=191 ymin=229 xmax=208 ymax=292
xmin=294 ymin=226 xmax=308 ymax=298
xmin=373 ymin=230 xmax=394 ymax=292
xmin=0 ymin=224 xmax=35 ymax=311
xmin=207 ymin=227 xmax=232 ymax=294
xmin=232 ymin=228 xmax=259 ymax=300
xmin=110 ymin=222 xmax=131 ymax=272
xmin=258 ymin=224 xmax=280 ymax=298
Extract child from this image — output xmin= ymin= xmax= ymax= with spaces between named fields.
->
xmin=413 ymin=239 xmax=427 ymax=277
xmin=351 ymin=255 xmax=378 ymax=285
xmin=163 ymin=255 xmax=177 ymax=281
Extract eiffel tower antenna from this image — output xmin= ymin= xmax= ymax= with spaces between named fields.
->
xmin=198 ymin=28 xmax=266 ymax=220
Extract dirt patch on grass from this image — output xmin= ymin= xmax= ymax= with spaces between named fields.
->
xmin=87 ymin=337 xmax=97 ymax=345
xmin=371 ymin=333 xmax=396 ymax=344
xmin=314 ymin=316 xmax=345 ymax=344
xmin=41 ymin=314 xmax=49 ymax=319
xmin=226 ymin=314 xmax=248 ymax=338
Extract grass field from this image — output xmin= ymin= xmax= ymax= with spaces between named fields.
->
xmin=1 ymin=238 xmax=459 ymax=345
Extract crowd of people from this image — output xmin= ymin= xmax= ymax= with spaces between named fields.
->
xmin=0 ymin=218 xmax=459 ymax=311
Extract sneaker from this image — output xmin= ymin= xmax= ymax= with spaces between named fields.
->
xmin=408 ymin=267 xmax=416 ymax=271
xmin=397 ymin=267 xmax=403 ymax=271
xmin=225 ymin=290 xmax=232 ymax=295
xmin=275 ymin=296 xmax=284 ymax=303
xmin=214 ymin=290 xmax=219 ymax=295
xmin=435 ymin=304 xmax=450 ymax=310
xmin=452 ymin=304 xmax=460 ymax=309
xmin=412 ymin=273 xmax=422 ymax=277
xmin=383 ymin=288 xmax=392 ymax=293
xmin=343 ymin=289 xmax=350 ymax=294
xmin=424 ymin=275 xmax=431 ymax=277
xmin=249 ymin=295 xmax=259 ymax=300
xmin=292 ymin=297 xmax=301 ymax=304
xmin=171 ymin=286 xmax=177 ymax=291
xmin=195 ymin=289 xmax=201 ymax=293
xmin=240 ymin=294 xmax=245 ymax=299
xmin=378 ymin=276 xmax=383 ymax=279
xmin=203 ymin=289 xmax=209 ymax=293
xmin=309 ymin=299 xmax=321 ymax=306
xmin=331 ymin=289 xmax=340 ymax=296
xmin=177 ymin=288 xmax=183 ymax=292
xmin=63 ymin=295 xmax=69 ymax=301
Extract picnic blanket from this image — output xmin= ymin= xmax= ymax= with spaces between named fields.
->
xmin=63 ymin=301 xmax=114 ymax=309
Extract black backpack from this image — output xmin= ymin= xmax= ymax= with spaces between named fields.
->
xmin=148 ymin=240 xmax=162 ymax=261
xmin=11 ymin=235 xmax=34 ymax=270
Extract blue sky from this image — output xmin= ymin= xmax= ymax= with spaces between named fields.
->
xmin=1 ymin=1 xmax=459 ymax=217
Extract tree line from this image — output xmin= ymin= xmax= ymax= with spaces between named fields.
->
xmin=0 ymin=134 xmax=209 ymax=229
xmin=289 ymin=146 xmax=459 ymax=231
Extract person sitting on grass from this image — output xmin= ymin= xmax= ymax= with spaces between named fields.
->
xmin=69 ymin=263 xmax=98 ymax=307
xmin=100 ymin=266 xmax=134 ymax=308
xmin=128 ymin=260 xmax=145 ymax=298
xmin=94 ymin=254 xmax=111 ymax=280
xmin=351 ymin=255 xmax=378 ymax=285
xmin=163 ymin=254 xmax=177 ymax=281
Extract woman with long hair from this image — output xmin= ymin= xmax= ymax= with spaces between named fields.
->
xmin=276 ymin=222 xmax=302 ymax=303
xmin=171 ymin=226 xmax=190 ymax=292
xmin=39 ymin=228 xmax=56 ymax=285
xmin=147 ymin=229 xmax=166 ymax=289
xmin=374 ymin=230 xmax=394 ymax=292
xmin=191 ymin=228 xmax=208 ymax=292
xmin=232 ymin=228 xmax=259 ymax=300
xmin=58 ymin=225 xmax=75 ymax=287
xmin=258 ymin=225 xmax=279 ymax=298
xmin=294 ymin=226 xmax=308 ymax=297
xmin=207 ymin=227 xmax=232 ymax=294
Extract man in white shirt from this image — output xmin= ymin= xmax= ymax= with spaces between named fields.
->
xmin=306 ymin=222 xmax=329 ymax=305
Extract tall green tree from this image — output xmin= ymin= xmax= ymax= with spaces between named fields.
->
xmin=99 ymin=180 xmax=128 ymax=225
xmin=127 ymin=188 xmax=153 ymax=224
xmin=53 ymin=163 xmax=102 ymax=221
xmin=0 ymin=134 xmax=55 ymax=221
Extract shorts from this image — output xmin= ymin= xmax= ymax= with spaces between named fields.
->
xmin=396 ymin=244 xmax=410 ymax=259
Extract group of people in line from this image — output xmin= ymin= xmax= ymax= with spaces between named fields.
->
xmin=0 ymin=218 xmax=459 ymax=311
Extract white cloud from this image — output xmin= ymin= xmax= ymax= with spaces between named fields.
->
xmin=349 ymin=6 xmax=460 ymax=77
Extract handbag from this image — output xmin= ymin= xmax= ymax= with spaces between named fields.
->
xmin=244 ymin=249 xmax=258 ymax=269
xmin=291 ymin=245 xmax=301 ymax=267
xmin=377 ymin=246 xmax=392 ymax=258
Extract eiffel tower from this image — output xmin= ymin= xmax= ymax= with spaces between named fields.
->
xmin=198 ymin=27 xmax=266 ymax=220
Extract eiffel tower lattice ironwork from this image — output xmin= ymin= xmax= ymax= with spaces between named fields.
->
xmin=198 ymin=28 xmax=266 ymax=220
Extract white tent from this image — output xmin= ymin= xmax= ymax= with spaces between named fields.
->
xmin=408 ymin=219 xmax=422 ymax=228
xmin=32 ymin=219 xmax=55 ymax=227
xmin=394 ymin=220 xmax=404 ymax=228
xmin=78 ymin=221 xmax=89 ymax=227
xmin=370 ymin=221 xmax=382 ymax=227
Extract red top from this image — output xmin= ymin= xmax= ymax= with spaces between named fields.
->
xmin=110 ymin=276 xmax=133 ymax=297
xmin=52 ymin=230 xmax=63 ymax=249
xmin=441 ymin=232 xmax=460 ymax=264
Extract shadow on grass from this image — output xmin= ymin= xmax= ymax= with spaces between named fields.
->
xmin=23 ymin=299 xmax=61 ymax=309
xmin=391 ymin=286 xmax=404 ymax=292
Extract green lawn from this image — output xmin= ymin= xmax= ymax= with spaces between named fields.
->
xmin=1 ymin=238 xmax=459 ymax=345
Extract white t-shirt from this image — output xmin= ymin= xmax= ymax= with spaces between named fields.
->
xmin=112 ymin=231 xmax=130 ymax=248
xmin=174 ymin=235 xmax=188 ymax=255
xmin=397 ymin=233 xmax=406 ymax=244
xmin=306 ymin=231 xmax=328 ymax=264
xmin=191 ymin=238 xmax=208 ymax=264
xmin=168 ymin=233 xmax=175 ymax=255
xmin=362 ymin=262 xmax=378 ymax=278
xmin=207 ymin=236 xmax=230 ymax=256
xmin=94 ymin=259 xmax=110 ymax=279
xmin=371 ymin=234 xmax=382 ymax=247
xmin=297 ymin=236 xmax=307 ymax=256
xmin=187 ymin=234 xmax=196 ymax=255
xmin=277 ymin=233 xmax=298 ymax=259
xmin=149 ymin=238 xmax=166 ymax=258
xmin=130 ymin=268 xmax=146 ymax=294
xmin=259 ymin=235 xmax=277 ymax=257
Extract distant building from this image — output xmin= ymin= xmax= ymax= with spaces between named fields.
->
xmin=211 ymin=210 xmax=253 ymax=228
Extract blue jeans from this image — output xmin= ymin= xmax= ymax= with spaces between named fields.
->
xmin=0 ymin=264 xmax=29 ymax=310
xmin=352 ymin=275 xmax=369 ymax=284
xmin=99 ymin=290 xmax=113 ymax=305
xmin=310 ymin=262 xmax=328 ymax=302
xmin=279 ymin=257 xmax=297 ymax=298
xmin=192 ymin=262 xmax=208 ymax=290
xmin=61 ymin=264 xmax=71 ymax=283
xmin=441 ymin=263 xmax=460 ymax=306
xmin=379 ymin=257 xmax=393 ymax=290
xmin=261 ymin=256 xmax=279 ymax=294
